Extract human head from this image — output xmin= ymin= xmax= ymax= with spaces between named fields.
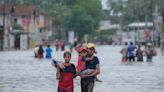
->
xmin=147 ymin=42 xmax=152 ymax=48
xmin=78 ymin=47 xmax=87 ymax=57
xmin=125 ymin=42 xmax=128 ymax=45
xmin=87 ymin=43 xmax=95 ymax=56
xmin=47 ymin=45 xmax=50 ymax=48
xmin=63 ymin=51 xmax=71 ymax=63
xmin=39 ymin=45 xmax=42 ymax=48
xmin=138 ymin=45 xmax=141 ymax=49
xmin=130 ymin=42 xmax=133 ymax=45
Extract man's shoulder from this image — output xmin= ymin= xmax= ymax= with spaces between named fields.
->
xmin=93 ymin=56 xmax=99 ymax=59
xmin=70 ymin=63 xmax=75 ymax=65
xmin=70 ymin=63 xmax=75 ymax=67
xmin=93 ymin=56 xmax=100 ymax=63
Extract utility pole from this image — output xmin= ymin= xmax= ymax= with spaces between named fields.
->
xmin=3 ymin=0 xmax=8 ymax=50
xmin=2 ymin=3 xmax=5 ymax=50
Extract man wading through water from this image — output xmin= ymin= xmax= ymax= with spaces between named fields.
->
xmin=80 ymin=43 xmax=100 ymax=92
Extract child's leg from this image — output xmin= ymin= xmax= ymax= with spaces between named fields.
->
xmin=95 ymin=75 xmax=103 ymax=82
xmin=80 ymin=69 xmax=94 ymax=75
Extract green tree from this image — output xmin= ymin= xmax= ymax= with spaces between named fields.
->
xmin=65 ymin=5 xmax=94 ymax=37
xmin=1 ymin=0 xmax=102 ymax=40
xmin=107 ymin=0 xmax=161 ymax=25
xmin=65 ymin=0 xmax=102 ymax=39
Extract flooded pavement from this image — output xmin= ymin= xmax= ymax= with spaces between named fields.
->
xmin=0 ymin=46 xmax=164 ymax=92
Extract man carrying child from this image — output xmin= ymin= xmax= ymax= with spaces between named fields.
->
xmin=79 ymin=43 xmax=101 ymax=92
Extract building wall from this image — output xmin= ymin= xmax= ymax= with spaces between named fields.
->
xmin=0 ymin=8 xmax=52 ymax=50
xmin=20 ymin=34 xmax=28 ymax=50
xmin=0 ymin=14 xmax=11 ymax=50
xmin=9 ymin=34 xmax=14 ymax=49
xmin=10 ymin=16 xmax=29 ymax=50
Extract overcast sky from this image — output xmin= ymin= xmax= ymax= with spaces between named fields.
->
xmin=101 ymin=0 xmax=109 ymax=9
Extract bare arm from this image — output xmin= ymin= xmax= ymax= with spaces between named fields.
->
xmin=89 ymin=64 xmax=100 ymax=76
xmin=85 ymin=56 xmax=94 ymax=61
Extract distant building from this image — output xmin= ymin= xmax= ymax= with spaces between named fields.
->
xmin=98 ymin=20 xmax=121 ymax=45
xmin=99 ymin=20 xmax=120 ymax=31
xmin=0 ymin=4 xmax=52 ymax=51
xmin=123 ymin=22 xmax=156 ymax=45
xmin=10 ymin=5 xmax=37 ymax=50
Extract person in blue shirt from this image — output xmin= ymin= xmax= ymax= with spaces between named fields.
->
xmin=128 ymin=42 xmax=136 ymax=62
xmin=45 ymin=45 xmax=52 ymax=59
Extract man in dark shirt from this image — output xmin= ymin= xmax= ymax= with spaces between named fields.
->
xmin=80 ymin=43 xmax=100 ymax=92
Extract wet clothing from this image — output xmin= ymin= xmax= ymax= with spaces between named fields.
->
xmin=76 ymin=56 xmax=88 ymax=74
xmin=82 ymin=56 xmax=99 ymax=82
xmin=120 ymin=46 xmax=128 ymax=62
xmin=145 ymin=48 xmax=156 ymax=62
xmin=58 ymin=87 xmax=73 ymax=92
xmin=128 ymin=56 xmax=135 ymax=62
xmin=81 ymin=56 xmax=99 ymax=92
xmin=34 ymin=47 xmax=38 ymax=58
xmin=45 ymin=47 xmax=52 ymax=58
xmin=147 ymin=56 xmax=152 ymax=62
xmin=136 ymin=49 xmax=143 ymax=61
xmin=76 ymin=56 xmax=95 ymax=78
xmin=81 ymin=80 xmax=94 ymax=92
xmin=58 ymin=63 xmax=76 ymax=92
xmin=38 ymin=47 xmax=44 ymax=58
xmin=128 ymin=45 xmax=136 ymax=62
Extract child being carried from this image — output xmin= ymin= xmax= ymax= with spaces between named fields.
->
xmin=76 ymin=47 xmax=102 ymax=82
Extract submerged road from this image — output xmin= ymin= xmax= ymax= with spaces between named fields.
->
xmin=0 ymin=46 xmax=164 ymax=92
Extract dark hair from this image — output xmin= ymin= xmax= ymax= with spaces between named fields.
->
xmin=47 ymin=45 xmax=50 ymax=47
xmin=39 ymin=45 xmax=42 ymax=48
xmin=38 ymin=45 xmax=44 ymax=54
xmin=125 ymin=42 xmax=128 ymax=45
xmin=130 ymin=42 xmax=133 ymax=45
xmin=63 ymin=51 xmax=71 ymax=57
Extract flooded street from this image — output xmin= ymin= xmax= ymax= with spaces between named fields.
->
xmin=0 ymin=46 xmax=164 ymax=92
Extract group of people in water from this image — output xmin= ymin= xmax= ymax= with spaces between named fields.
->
xmin=34 ymin=43 xmax=101 ymax=92
xmin=120 ymin=42 xmax=157 ymax=62
xmin=34 ymin=45 xmax=53 ymax=59
xmin=33 ymin=41 xmax=157 ymax=92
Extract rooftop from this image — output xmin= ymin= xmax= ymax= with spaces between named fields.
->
xmin=127 ymin=22 xmax=153 ymax=27
xmin=0 ymin=4 xmax=36 ymax=16
xmin=12 ymin=5 xmax=36 ymax=16
xmin=0 ymin=5 xmax=13 ymax=14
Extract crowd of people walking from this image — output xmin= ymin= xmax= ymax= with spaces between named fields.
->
xmin=120 ymin=42 xmax=157 ymax=62
xmin=32 ymin=41 xmax=158 ymax=92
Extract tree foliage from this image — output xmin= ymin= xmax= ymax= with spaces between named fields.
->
xmin=1 ymin=0 xmax=102 ymax=39
xmin=65 ymin=0 xmax=102 ymax=38
xmin=107 ymin=0 xmax=164 ymax=25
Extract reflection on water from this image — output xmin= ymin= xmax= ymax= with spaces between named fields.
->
xmin=0 ymin=46 xmax=164 ymax=92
